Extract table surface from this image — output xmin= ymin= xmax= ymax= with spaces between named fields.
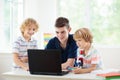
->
xmin=2 ymin=69 xmax=105 ymax=80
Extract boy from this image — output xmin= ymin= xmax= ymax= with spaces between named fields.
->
xmin=45 ymin=17 xmax=78 ymax=70
xmin=72 ymin=28 xmax=103 ymax=74
xmin=12 ymin=18 xmax=39 ymax=71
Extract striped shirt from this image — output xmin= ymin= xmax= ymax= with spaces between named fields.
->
xmin=76 ymin=45 xmax=103 ymax=70
xmin=12 ymin=36 xmax=38 ymax=68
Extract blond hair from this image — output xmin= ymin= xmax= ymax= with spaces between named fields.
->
xmin=73 ymin=28 xmax=93 ymax=43
xmin=20 ymin=18 xmax=39 ymax=34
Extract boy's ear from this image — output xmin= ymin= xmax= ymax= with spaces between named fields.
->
xmin=68 ymin=27 xmax=71 ymax=32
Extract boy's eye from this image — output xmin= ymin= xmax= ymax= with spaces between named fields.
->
xmin=76 ymin=39 xmax=81 ymax=42
xmin=33 ymin=28 xmax=35 ymax=31
xmin=56 ymin=31 xmax=59 ymax=34
xmin=61 ymin=31 xmax=65 ymax=34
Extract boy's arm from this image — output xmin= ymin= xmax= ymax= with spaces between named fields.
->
xmin=13 ymin=53 xmax=29 ymax=71
xmin=20 ymin=57 xmax=28 ymax=63
xmin=72 ymin=64 xmax=97 ymax=74
xmin=62 ymin=58 xmax=75 ymax=70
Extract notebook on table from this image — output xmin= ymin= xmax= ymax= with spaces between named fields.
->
xmin=27 ymin=49 xmax=69 ymax=76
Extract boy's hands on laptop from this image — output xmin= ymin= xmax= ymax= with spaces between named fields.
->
xmin=62 ymin=58 xmax=75 ymax=70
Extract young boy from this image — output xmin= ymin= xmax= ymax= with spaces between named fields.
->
xmin=72 ymin=28 xmax=103 ymax=74
xmin=12 ymin=18 xmax=39 ymax=71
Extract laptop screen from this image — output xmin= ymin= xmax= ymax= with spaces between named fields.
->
xmin=28 ymin=49 xmax=63 ymax=75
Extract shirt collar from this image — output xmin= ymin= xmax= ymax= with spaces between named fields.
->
xmin=20 ymin=35 xmax=34 ymax=42
xmin=85 ymin=45 xmax=93 ymax=57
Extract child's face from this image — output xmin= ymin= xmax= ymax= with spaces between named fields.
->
xmin=75 ymin=38 xmax=89 ymax=49
xmin=23 ymin=24 xmax=37 ymax=38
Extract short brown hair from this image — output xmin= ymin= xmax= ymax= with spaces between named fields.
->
xmin=55 ymin=17 xmax=70 ymax=28
xmin=20 ymin=18 xmax=39 ymax=34
xmin=73 ymin=28 xmax=93 ymax=43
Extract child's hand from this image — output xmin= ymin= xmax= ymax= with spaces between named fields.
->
xmin=21 ymin=57 xmax=28 ymax=63
xmin=72 ymin=67 xmax=82 ymax=74
xmin=66 ymin=66 xmax=74 ymax=71
xmin=22 ymin=66 xmax=29 ymax=71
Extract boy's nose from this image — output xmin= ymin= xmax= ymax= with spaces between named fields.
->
xmin=29 ymin=30 xmax=34 ymax=34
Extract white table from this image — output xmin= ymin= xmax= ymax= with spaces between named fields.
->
xmin=2 ymin=69 xmax=104 ymax=80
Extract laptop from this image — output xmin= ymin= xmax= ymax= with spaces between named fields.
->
xmin=27 ymin=49 xmax=69 ymax=76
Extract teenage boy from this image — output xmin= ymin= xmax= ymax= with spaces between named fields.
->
xmin=45 ymin=17 xmax=78 ymax=70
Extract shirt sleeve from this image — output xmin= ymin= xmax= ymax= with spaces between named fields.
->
xmin=45 ymin=39 xmax=56 ymax=49
xmin=68 ymin=42 xmax=78 ymax=58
